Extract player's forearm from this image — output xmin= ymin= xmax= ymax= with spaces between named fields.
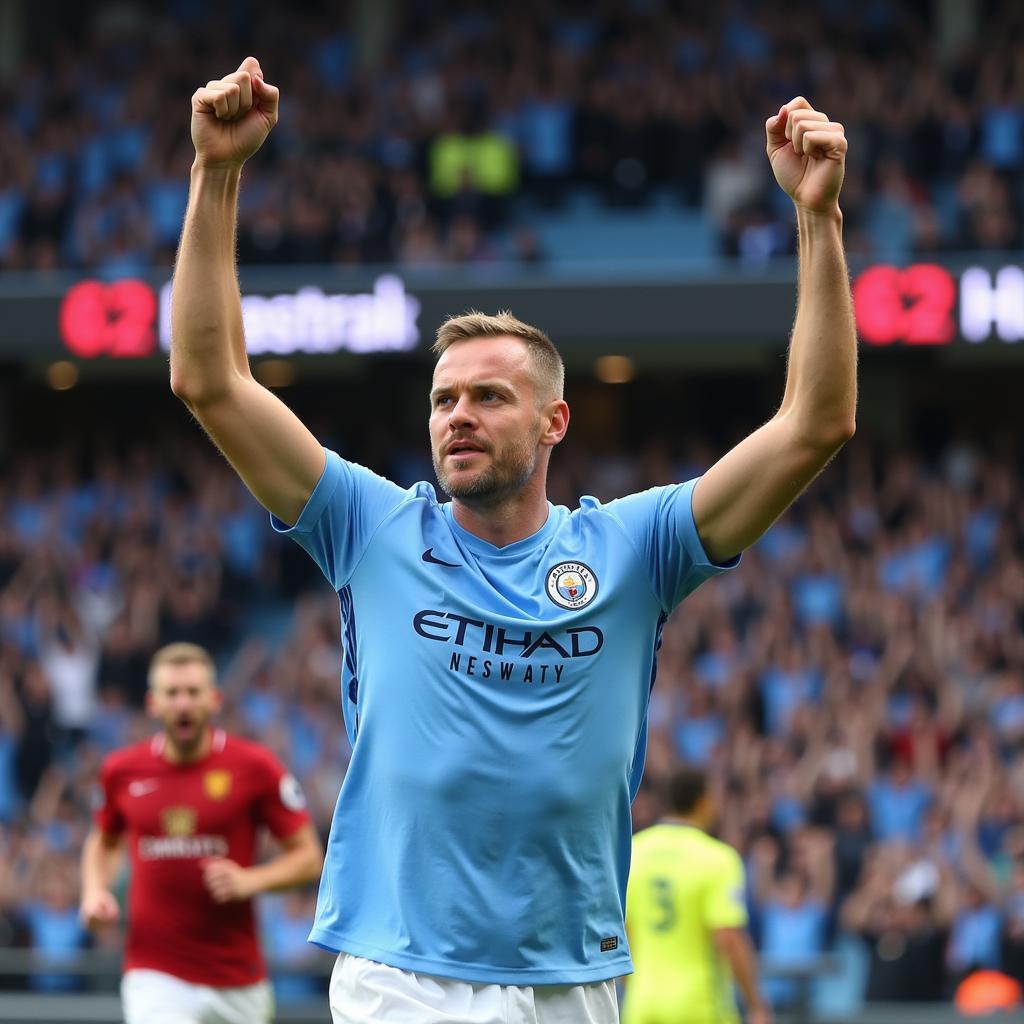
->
xmin=246 ymin=842 xmax=322 ymax=895
xmin=81 ymin=831 xmax=122 ymax=895
xmin=777 ymin=207 xmax=857 ymax=449
xmin=719 ymin=931 xmax=767 ymax=1015
xmin=169 ymin=164 xmax=251 ymax=404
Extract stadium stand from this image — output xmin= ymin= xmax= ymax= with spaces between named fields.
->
xmin=1 ymin=0 xmax=1024 ymax=273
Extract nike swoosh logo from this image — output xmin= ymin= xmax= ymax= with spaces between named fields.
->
xmin=128 ymin=780 xmax=159 ymax=797
xmin=422 ymin=548 xmax=461 ymax=568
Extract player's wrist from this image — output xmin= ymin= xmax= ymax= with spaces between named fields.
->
xmin=794 ymin=202 xmax=843 ymax=226
xmin=191 ymin=158 xmax=245 ymax=180
xmin=237 ymin=867 xmax=260 ymax=898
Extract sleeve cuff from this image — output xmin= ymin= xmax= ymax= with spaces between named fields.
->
xmin=681 ymin=477 xmax=742 ymax=571
xmin=270 ymin=447 xmax=341 ymax=535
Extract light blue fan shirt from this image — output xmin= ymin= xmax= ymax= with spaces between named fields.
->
xmin=273 ymin=448 xmax=737 ymax=985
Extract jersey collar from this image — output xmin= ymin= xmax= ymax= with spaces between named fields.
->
xmin=151 ymin=728 xmax=226 ymax=762
xmin=443 ymin=501 xmax=560 ymax=559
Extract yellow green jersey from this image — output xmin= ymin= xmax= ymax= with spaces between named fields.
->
xmin=623 ymin=823 xmax=748 ymax=1024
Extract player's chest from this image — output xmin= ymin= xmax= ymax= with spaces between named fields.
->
xmin=370 ymin=522 xmax=650 ymax=623
xmin=353 ymin=536 xmax=662 ymax=708
xmin=120 ymin=767 xmax=254 ymax=836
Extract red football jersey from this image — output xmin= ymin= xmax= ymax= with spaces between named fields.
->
xmin=94 ymin=729 xmax=311 ymax=987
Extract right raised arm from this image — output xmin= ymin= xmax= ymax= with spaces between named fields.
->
xmin=170 ymin=57 xmax=324 ymax=526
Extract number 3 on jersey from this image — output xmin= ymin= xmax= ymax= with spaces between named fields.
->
xmin=650 ymin=876 xmax=676 ymax=931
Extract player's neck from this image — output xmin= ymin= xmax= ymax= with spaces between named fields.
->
xmin=451 ymin=481 xmax=550 ymax=548
xmin=661 ymin=814 xmax=706 ymax=832
xmin=163 ymin=727 xmax=214 ymax=764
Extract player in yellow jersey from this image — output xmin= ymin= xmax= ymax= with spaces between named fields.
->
xmin=624 ymin=766 xmax=771 ymax=1024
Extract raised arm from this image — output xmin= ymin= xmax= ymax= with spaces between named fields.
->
xmin=170 ymin=56 xmax=324 ymax=526
xmin=692 ymin=97 xmax=856 ymax=564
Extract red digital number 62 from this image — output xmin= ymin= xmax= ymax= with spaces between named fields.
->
xmin=59 ymin=279 xmax=157 ymax=358
xmin=852 ymin=264 xmax=956 ymax=346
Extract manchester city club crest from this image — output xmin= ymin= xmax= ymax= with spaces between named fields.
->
xmin=545 ymin=561 xmax=599 ymax=610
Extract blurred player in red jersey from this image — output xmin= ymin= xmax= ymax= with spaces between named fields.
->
xmin=79 ymin=642 xmax=324 ymax=1024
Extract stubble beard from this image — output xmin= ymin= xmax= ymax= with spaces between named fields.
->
xmin=433 ymin=435 xmax=539 ymax=507
xmin=164 ymin=715 xmax=208 ymax=760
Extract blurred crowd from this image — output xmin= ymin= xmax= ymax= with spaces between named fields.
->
xmin=2 ymin=0 xmax=1024 ymax=272
xmin=0 ymin=438 xmax=337 ymax=996
xmin=627 ymin=436 xmax=1024 ymax=1010
xmin=1 ymin=425 xmax=1024 ymax=1010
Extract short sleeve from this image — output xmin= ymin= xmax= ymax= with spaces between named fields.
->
xmin=271 ymin=447 xmax=407 ymax=589
xmin=93 ymin=759 xmax=125 ymax=836
xmin=253 ymin=753 xmax=312 ymax=841
xmin=704 ymin=846 xmax=748 ymax=931
xmin=604 ymin=479 xmax=740 ymax=612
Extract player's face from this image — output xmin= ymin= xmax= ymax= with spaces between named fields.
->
xmin=429 ymin=337 xmax=546 ymax=505
xmin=147 ymin=662 xmax=221 ymax=757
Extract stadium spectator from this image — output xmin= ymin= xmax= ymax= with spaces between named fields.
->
xmin=751 ymin=830 xmax=833 ymax=1009
xmin=867 ymin=756 xmax=933 ymax=844
xmin=829 ymin=792 xmax=873 ymax=904
xmin=22 ymin=852 xmax=88 ymax=992
xmin=841 ymin=847 xmax=954 ymax=1003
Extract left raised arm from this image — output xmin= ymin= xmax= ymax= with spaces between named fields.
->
xmin=692 ymin=97 xmax=857 ymax=564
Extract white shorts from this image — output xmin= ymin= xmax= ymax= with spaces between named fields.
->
xmin=121 ymin=967 xmax=274 ymax=1024
xmin=329 ymin=953 xmax=620 ymax=1024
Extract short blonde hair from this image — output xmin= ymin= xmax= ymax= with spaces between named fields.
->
xmin=433 ymin=310 xmax=565 ymax=402
xmin=148 ymin=642 xmax=216 ymax=688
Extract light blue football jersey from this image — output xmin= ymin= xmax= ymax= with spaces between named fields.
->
xmin=273 ymin=449 xmax=736 ymax=984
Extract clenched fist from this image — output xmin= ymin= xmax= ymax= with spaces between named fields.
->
xmin=79 ymin=888 xmax=120 ymax=931
xmin=766 ymin=97 xmax=847 ymax=215
xmin=201 ymin=857 xmax=256 ymax=903
xmin=191 ymin=56 xmax=280 ymax=171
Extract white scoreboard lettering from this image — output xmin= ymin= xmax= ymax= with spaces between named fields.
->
xmin=960 ymin=266 xmax=1024 ymax=343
